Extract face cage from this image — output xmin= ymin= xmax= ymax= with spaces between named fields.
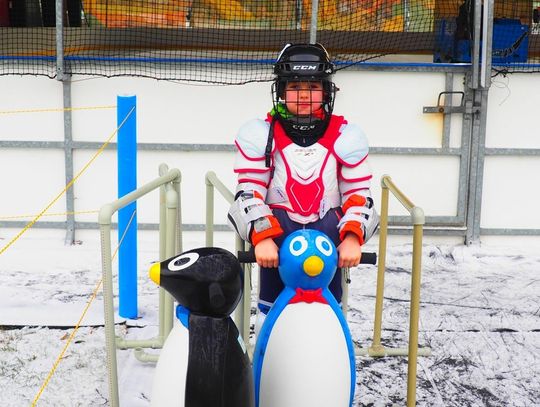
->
xmin=271 ymin=80 xmax=337 ymax=126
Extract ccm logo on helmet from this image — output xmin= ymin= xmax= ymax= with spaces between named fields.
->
xmin=292 ymin=124 xmax=316 ymax=130
xmin=292 ymin=65 xmax=317 ymax=71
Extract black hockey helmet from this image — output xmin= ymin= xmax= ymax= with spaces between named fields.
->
xmin=274 ymin=43 xmax=335 ymax=87
xmin=271 ymin=43 xmax=337 ymax=140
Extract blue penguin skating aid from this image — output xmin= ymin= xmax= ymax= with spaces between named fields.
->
xmin=253 ymin=229 xmax=356 ymax=407
xmin=148 ymin=247 xmax=254 ymax=407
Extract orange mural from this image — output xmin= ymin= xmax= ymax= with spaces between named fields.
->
xmin=83 ymin=0 xmax=189 ymax=27
xmin=81 ymin=0 xmax=431 ymax=31
xmin=83 ymin=0 xmax=254 ymax=28
xmin=297 ymin=0 xmax=408 ymax=31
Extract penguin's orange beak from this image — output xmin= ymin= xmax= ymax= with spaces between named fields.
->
xmin=303 ymin=256 xmax=324 ymax=277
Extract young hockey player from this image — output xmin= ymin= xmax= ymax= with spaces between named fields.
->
xmin=228 ymin=43 xmax=378 ymax=329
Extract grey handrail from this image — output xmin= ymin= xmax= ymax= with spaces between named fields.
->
xmin=99 ymin=164 xmax=181 ymax=407
xmin=366 ymin=174 xmax=429 ymax=407
xmin=204 ymin=171 xmax=250 ymax=344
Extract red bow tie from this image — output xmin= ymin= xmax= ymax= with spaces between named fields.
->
xmin=289 ymin=288 xmax=328 ymax=304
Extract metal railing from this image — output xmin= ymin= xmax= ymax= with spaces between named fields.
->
xmin=99 ymin=163 xmax=181 ymax=407
xmin=364 ymin=174 xmax=430 ymax=407
xmin=203 ymin=171 xmax=431 ymax=405
xmin=205 ymin=170 xmax=251 ymax=344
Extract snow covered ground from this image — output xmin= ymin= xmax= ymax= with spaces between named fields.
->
xmin=1 ymin=228 xmax=539 ymax=406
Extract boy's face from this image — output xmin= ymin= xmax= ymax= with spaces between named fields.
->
xmin=284 ymin=81 xmax=324 ymax=116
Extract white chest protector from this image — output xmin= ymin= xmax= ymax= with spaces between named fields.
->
xmin=233 ymin=115 xmax=370 ymax=225
xmin=266 ymin=115 xmax=346 ymax=224
xmin=267 ymin=141 xmax=340 ymax=223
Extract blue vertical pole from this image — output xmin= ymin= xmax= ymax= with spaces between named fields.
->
xmin=117 ymin=95 xmax=138 ymax=319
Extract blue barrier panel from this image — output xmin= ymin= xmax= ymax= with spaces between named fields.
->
xmin=117 ymin=95 xmax=138 ymax=319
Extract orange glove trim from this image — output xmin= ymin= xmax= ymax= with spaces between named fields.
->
xmin=339 ymin=221 xmax=365 ymax=245
xmin=342 ymin=194 xmax=367 ymax=214
xmin=251 ymin=215 xmax=284 ymax=246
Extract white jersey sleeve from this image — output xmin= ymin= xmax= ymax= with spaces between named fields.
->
xmin=334 ymin=123 xmax=373 ymax=199
xmin=334 ymin=123 xmax=369 ymax=165
xmin=228 ymin=118 xmax=283 ymax=244
xmin=334 ymin=123 xmax=378 ymax=243
xmin=233 ymin=118 xmax=273 ymax=198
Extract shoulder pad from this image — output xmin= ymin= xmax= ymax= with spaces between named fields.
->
xmin=235 ymin=119 xmax=271 ymax=159
xmin=334 ymin=123 xmax=369 ymax=166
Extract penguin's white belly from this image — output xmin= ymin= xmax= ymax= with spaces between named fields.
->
xmin=151 ymin=322 xmax=189 ymax=407
xmin=259 ymin=302 xmax=352 ymax=407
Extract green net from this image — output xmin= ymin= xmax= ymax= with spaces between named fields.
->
xmin=1 ymin=0 xmax=539 ymax=82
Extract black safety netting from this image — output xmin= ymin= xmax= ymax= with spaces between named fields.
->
xmin=1 ymin=0 xmax=539 ymax=83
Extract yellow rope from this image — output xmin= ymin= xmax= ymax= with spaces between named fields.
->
xmin=31 ymin=208 xmax=137 ymax=406
xmin=0 ymin=106 xmax=116 ymax=115
xmin=30 ymin=279 xmax=103 ymax=406
xmin=0 ymin=210 xmax=98 ymax=220
xmin=0 ymin=105 xmax=134 ymax=257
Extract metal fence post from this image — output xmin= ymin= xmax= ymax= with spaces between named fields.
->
xmin=310 ymin=0 xmax=319 ymax=43
xmin=370 ymin=181 xmax=390 ymax=356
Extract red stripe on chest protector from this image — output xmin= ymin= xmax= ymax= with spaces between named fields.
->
xmin=269 ymin=115 xmax=346 ymax=216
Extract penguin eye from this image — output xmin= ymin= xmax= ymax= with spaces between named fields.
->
xmin=168 ymin=252 xmax=199 ymax=271
xmin=289 ymin=236 xmax=308 ymax=256
xmin=315 ymin=236 xmax=333 ymax=256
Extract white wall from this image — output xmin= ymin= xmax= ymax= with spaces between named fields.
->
xmin=482 ymin=74 xmax=540 ymax=230
xmin=0 ymin=70 xmax=538 ymax=243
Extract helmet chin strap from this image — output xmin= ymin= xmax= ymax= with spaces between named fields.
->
xmin=276 ymin=109 xmax=330 ymax=142
xmin=269 ymin=100 xmax=331 ymax=140
xmin=290 ymin=114 xmax=323 ymax=131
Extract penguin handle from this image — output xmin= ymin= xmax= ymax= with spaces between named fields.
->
xmin=237 ymin=247 xmax=256 ymax=264
xmin=237 ymin=249 xmax=377 ymax=265
xmin=360 ymin=252 xmax=377 ymax=265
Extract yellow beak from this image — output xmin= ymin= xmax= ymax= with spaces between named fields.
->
xmin=303 ymin=255 xmax=324 ymax=277
xmin=149 ymin=262 xmax=161 ymax=285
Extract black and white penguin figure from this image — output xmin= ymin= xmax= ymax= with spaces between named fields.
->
xmin=148 ymin=247 xmax=254 ymax=407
